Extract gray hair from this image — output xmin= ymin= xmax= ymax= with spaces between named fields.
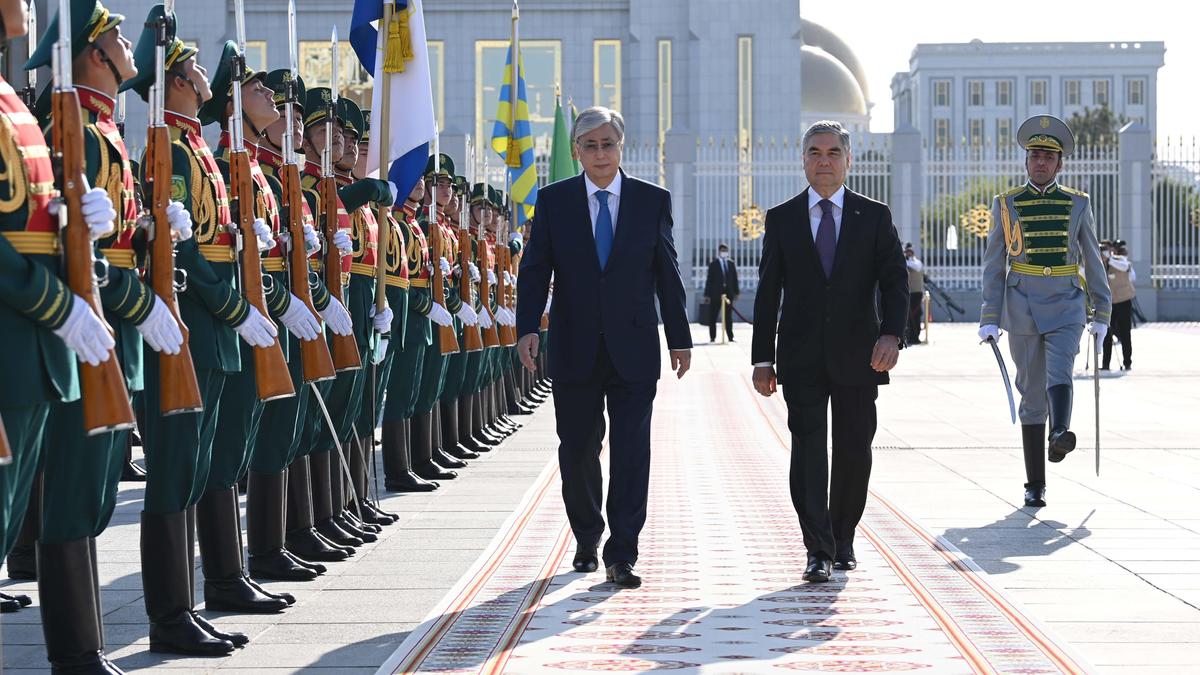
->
xmin=802 ymin=120 xmax=852 ymax=153
xmin=572 ymin=106 xmax=625 ymax=144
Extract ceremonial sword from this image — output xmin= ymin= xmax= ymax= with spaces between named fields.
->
xmin=985 ymin=336 xmax=1017 ymax=425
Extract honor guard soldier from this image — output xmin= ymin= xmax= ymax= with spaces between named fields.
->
xmin=484 ymin=187 xmax=522 ymax=440
xmin=251 ymin=68 xmax=360 ymax=580
xmin=438 ymin=175 xmax=484 ymax=463
xmin=457 ymin=182 xmax=500 ymax=455
xmin=0 ymin=0 xmax=117 ymax=639
xmin=979 ymin=114 xmax=1111 ymax=507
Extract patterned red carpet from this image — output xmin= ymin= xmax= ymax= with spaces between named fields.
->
xmin=378 ymin=370 xmax=1091 ymax=674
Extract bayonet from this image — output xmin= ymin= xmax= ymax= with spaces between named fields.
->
xmin=22 ymin=3 xmax=37 ymax=107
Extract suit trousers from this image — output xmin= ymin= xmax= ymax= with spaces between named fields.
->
xmin=552 ymin=336 xmax=656 ymax=567
xmin=782 ymin=377 xmax=878 ymax=561
xmin=706 ymin=295 xmax=734 ymax=341
xmin=1102 ymin=300 xmax=1133 ymax=369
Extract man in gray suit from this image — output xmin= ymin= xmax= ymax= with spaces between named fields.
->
xmin=979 ymin=115 xmax=1111 ymax=508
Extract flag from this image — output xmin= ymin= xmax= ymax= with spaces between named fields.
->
xmin=350 ymin=0 xmax=434 ymax=200
xmin=548 ymin=94 xmax=577 ymax=183
xmin=491 ymin=43 xmax=537 ymax=226
xmin=568 ymin=98 xmax=582 ymax=174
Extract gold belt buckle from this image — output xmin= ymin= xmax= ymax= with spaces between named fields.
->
xmin=1042 ymin=266 xmax=1053 ymax=277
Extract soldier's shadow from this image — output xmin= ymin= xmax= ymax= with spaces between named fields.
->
xmin=940 ymin=509 xmax=1092 ymax=575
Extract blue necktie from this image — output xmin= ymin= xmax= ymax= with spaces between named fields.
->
xmin=816 ymin=198 xmax=837 ymax=279
xmin=595 ymin=189 xmax=613 ymax=269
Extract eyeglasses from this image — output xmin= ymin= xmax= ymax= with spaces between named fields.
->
xmin=577 ymin=140 xmax=621 ymax=155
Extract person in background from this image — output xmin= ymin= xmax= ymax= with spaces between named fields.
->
xmin=703 ymin=243 xmax=739 ymax=342
xmin=903 ymin=243 xmax=924 ymax=344
xmin=1102 ymin=239 xmax=1135 ymax=371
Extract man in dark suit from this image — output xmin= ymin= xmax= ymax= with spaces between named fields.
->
xmin=703 ymin=243 xmax=740 ymax=342
xmin=517 ymin=106 xmax=692 ymax=589
xmin=751 ymin=120 xmax=908 ymax=583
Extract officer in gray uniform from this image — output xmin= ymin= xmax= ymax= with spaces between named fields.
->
xmin=979 ymin=114 xmax=1111 ymax=508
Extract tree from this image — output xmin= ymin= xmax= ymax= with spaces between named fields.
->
xmin=1066 ymin=106 xmax=1128 ymax=147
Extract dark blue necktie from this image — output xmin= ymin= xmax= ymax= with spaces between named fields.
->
xmin=595 ymin=189 xmax=613 ymax=269
xmin=816 ymin=198 xmax=836 ymax=279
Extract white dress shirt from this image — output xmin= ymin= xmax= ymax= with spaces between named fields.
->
xmin=809 ymin=184 xmax=846 ymax=243
xmin=584 ymin=171 xmax=622 ymax=238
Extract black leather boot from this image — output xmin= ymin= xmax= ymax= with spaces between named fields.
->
xmin=247 ymin=471 xmax=321 ymax=581
xmin=284 ymin=457 xmax=352 ymax=561
xmin=328 ymin=448 xmax=377 ymax=541
xmin=196 ymin=488 xmax=288 ymax=613
xmin=142 ymin=510 xmax=236 ymax=656
xmin=6 ymin=472 xmax=40 ymax=580
xmin=469 ymin=394 xmax=499 ymax=449
xmin=441 ymin=399 xmax=479 ymax=460
xmin=431 ymin=406 xmax=468 ymax=469
xmin=1022 ymin=423 xmax=1047 ymax=506
xmin=412 ymin=411 xmax=457 ymax=480
xmin=1047 ymin=384 xmax=1076 ymax=463
xmin=37 ymin=538 xmax=117 ymax=673
xmin=120 ymin=434 xmax=148 ymax=482
xmin=343 ymin=440 xmax=384 ymax=532
xmin=383 ymin=419 xmax=439 ymax=492
xmin=311 ymin=450 xmax=365 ymax=548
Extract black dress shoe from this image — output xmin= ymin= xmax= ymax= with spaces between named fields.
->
xmin=445 ymin=443 xmax=480 ymax=461
xmin=832 ymin=552 xmax=857 ymax=571
xmin=315 ymin=518 xmax=365 ymax=548
xmin=341 ymin=510 xmax=382 ymax=534
xmin=414 ymin=461 xmax=457 ymax=481
xmin=803 ymin=557 xmax=833 ymax=583
xmin=334 ymin=514 xmax=378 ymax=542
xmin=1024 ymin=482 xmax=1047 ymax=507
xmin=385 ymin=471 xmax=440 ymax=492
xmin=244 ymin=575 xmax=295 ymax=605
xmin=190 ymin=611 xmax=249 ymax=647
xmin=284 ymin=528 xmax=352 ymax=561
xmin=572 ymin=544 xmax=599 ymax=573
xmin=432 ymin=447 xmax=468 ymax=469
xmin=1048 ymin=429 xmax=1076 ymax=463
xmin=203 ymin=576 xmax=290 ymax=613
xmin=248 ymin=551 xmax=321 ymax=581
xmin=605 ymin=562 xmax=642 ymax=588
xmin=357 ymin=500 xmax=400 ymax=525
xmin=0 ymin=591 xmax=30 ymax=612
xmin=149 ymin=611 xmax=237 ymax=655
xmin=282 ymin=549 xmax=327 ymax=574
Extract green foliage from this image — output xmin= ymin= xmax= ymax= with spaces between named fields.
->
xmin=1066 ymin=106 xmax=1128 ymax=147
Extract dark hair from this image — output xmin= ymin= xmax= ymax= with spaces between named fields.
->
xmin=718 ymin=243 xmax=729 ymax=251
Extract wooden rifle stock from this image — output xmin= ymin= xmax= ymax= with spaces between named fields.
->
xmin=431 ymin=218 xmax=459 ymax=355
xmin=320 ymin=175 xmax=361 ymax=371
xmin=498 ymin=243 xmax=517 ymax=346
xmin=284 ymin=163 xmax=335 ymax=383
xmin=230 ymin=150 xmax=294 ymax=401
xmin=458 ymin=221 xmax=483 ymax=352
xmin=147 ymin=123 xmax=203 ymax=415
xmin=52 ymin=87 xmax=135 ymax=434
xmin=478 ymin=226 xmax=500 ymax=348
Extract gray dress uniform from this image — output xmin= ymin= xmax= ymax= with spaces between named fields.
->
xmin=979 ymin=115 xmax=1111 ymax=504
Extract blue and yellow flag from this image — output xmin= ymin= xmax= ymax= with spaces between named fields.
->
xmin=491 ymin=43 xmax=537 ymax=225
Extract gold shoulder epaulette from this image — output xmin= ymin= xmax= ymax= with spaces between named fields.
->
xmin=1000 ymin=184 xmax=1026 ymax=198
xmin=1059 ymin=185 xmax=1089 ymax=198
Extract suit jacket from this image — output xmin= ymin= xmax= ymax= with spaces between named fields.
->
xmin=704 ymin=258 xmax=740 ymax=300
xmin=751 ymin=187 xmax=908 ymax=387
xmin=517 ymin=170 xmax=691 ymax=384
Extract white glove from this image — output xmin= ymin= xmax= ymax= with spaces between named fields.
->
xmin=136 ymin=297 xmax=184 ymax=355
xmin=252 ymin=218 xmax=275 ymax=251
xmin=456 ymin=303 xmax=479 ymax=326
xmin=478 ymin=308 xmax=493 ymax=329
xmin=80 ymin=187 xmax=117 ymax=241
xmin=439 ymin=257 xmax=452 ymax=278
xmin=426 ymin=302 xmax=453 ymax=327
xmin=300 ymin=223 xmax=321 ymax=257
xmin=53 ymin=295 xmax=114 ymax=366
xmin=279 ymin=294 xmax=320 ymax=341
xmin=495 ymin=307 xmax=514 ymax=327
xmin=509 ymin=231 xmax=522 ymax=243
xmin=978 ymin=325 xmax=1001 ymax=343
xmin=233 ymin=306 xmax=278 ymax=348
xmin=503 ymin=271 xmax=515 ymax=285
xmin=166 ymin=200 xmax=193 ymax=241
xmin=1088 ymin=322 xmax=1108 ymax=342
xmin=487 ymin=269 xmax=497 ymax=285
xmin=319 ymin=296 xmax=353 ymax=336
xmin=371 ymin=304 xmax=394 ymax=333
xmin=333 ymin=230 xmax=353 ymax=254
xmin=469 ymin=263 xmax=481 ymax=284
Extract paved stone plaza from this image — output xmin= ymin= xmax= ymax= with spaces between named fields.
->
xmin=2 ymin=323 xmax=1198 ymax=673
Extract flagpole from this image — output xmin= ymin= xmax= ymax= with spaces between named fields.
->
xmin=505 ymin=1 xmax=520 ymax=169
xmin=375 ymin=3 xmax=394 ymax=316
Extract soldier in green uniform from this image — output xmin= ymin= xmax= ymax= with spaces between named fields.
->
xmin=250 ymin=68 xmax=360 ymax=578
xmin=195 ymin=40 xmax=327 ymax=618
xmin=979 ymin=115 xmax=1112 ymax=508
xmin=455 ymin=182 xmax=498 ymax=455
xmin=0 ymin=0 xmax=121 ymax=651
xmin=438 ymin=175 xmax=483 ymax=462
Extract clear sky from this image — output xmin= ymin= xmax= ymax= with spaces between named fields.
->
xmin=801 ymin=0 xmax=1198 ymax=140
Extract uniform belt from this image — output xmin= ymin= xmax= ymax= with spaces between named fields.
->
xmin=1010 ymin=261 xmax=1078 ymax=278
xmin=262 ymin=257 xmax=286 ymax=272
xmin=384 ymin=275 xmax=410 ymax=289
xmin=2 ymin=231 xmax=59 ymax=255
xmin=198 ymin=244 xmax=235 ymax=263
xmin=349 ymin=262 xmax=379 ymax=277
xmin=99 ymin=247 xmax=137 ymax=269
xmin=408 ymin=278 xmax=429 ymax=288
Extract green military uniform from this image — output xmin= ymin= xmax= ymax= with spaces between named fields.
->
xmin=438 ymin=176 xmax=483 ymax=460
xmin=979 ymin=115 xmax=1112 ymax=507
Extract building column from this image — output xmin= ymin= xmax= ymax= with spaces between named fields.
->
xmin=889 ymin=126 xmax=923 ymax=252
xmin=663 ymin=129 xmax=698 ymax=317
xmin=1118 ymin=122 xmax=1156 ymax=321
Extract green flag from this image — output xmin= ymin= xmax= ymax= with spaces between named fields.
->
xmin=549 ymin=95 xmax=578 ymax=183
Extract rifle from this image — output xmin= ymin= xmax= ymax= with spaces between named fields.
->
xmin=478 ymin=202 xmax=500 ymax=348
xmin=229 ymin=0 xmax=294 ymax=401
xmin=284 ymin=7 xmax=334 ymax=384
xmin=924 ymin=276 xmax=965 ymax=317
xmin=496 ymin=187 xmax=517 ymax=346
xmin=145 ymin=2 xmax=202 ymax=414
xmin=19 ymin=6 xmax=36 ymax=108
xmin=320 ymin=28 xmax=361 ymax=372
xmin=430 ymin=136 xmax=459 ymax=355
xmin=459 ymin=189 xmax=484 ymax=352
xmin=50 ymin=0 xmax=135 ymax=434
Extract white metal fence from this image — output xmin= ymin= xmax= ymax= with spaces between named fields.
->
xmin=1151 ymin=138 xmax=1200 ymax=290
